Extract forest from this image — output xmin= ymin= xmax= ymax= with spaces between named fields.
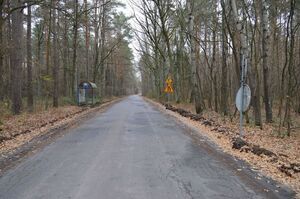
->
xmin=0 ymin=0 xmax=299 ymax=194
xmin=0 ymin=0 xmax=300 ymax=136
xmin=0 ymin=0 xmax=138 ymax=117
xmin=136 ymin=0 xmax=300 ymax=136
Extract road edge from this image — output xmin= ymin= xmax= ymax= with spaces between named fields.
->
xmin=143 ymin=96 xmax=297 ymax=199
xmin=0 ymin=97 xmax=124 ymax=176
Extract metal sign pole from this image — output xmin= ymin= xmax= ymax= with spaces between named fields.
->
xmin=232 ymin=0 xmax=250 ymax=138
xmin=165 ymin=76 xmax=173 ymax=104
xmin=239 ymin=55 xmax=245 ymax=137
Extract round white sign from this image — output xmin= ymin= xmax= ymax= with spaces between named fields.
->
xmin=235 ymin=84 xmax=251 ymax=112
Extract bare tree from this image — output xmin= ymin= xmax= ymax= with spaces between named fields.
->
xmin=27 ymin=4 xmax=33 ymax=112
xmin=260 ymin=0 xmax=273 ymax=123
xmin=188 ymin=0 xmax=203 ymax=114
xmin=72 ymin=0 xmax=79 ymax=98
xmin=10 ymin=0 xmax=23 ymax=114
xmin=52 ymin=0 xmax=59 ymax=107
xmin=0 ymin=0 xmax=4 ymax=101
xmin=220 ymin=0 xmax=229 ymax=116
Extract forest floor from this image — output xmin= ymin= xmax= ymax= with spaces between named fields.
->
xmin=145 ymin=97 xmax=300 ymax=198
xmin=0 ymin=97 xmax=121 ymax=172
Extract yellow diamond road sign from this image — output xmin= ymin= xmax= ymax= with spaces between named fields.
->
xmin=164 ymin=77 xmax=174 ymax=93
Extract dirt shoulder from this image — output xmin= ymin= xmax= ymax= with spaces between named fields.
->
xmin=144 ymin=97 xmax=300 ymax=198
xmin=0 ymin=98 xmax=122 ymax=174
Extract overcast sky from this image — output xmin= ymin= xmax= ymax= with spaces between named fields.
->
xmin=116 ymin=0 xmax=142 ymax=79
xmin=118 ymin=0 xmax=140 ymax=61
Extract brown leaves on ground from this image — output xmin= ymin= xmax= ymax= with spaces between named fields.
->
xmin=0 ymin=106 xmax=88 ymax=155
xmin=0 ymin=106 xmax=85 ymax=141
xmin=0 ymin=97 xmax=120 ymax=156
xmin=0 ymin=97 xmax=119 ymax=156
xmin=150 ymin=99 xmax=300 ymax=197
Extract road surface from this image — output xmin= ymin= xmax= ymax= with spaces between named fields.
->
xmin=0 ymin=96 xmax=294 ymax=199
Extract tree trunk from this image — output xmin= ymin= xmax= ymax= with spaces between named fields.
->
xmin=7 ymin=1 xmax=12 ymax=103
xmin=188 ymin=0 xmax=203 ymax=114
xmin=45 ymin=8 xmax=51 ymax=76
xmin=0 ymin=3 xmax=3 ymax=101
xmin=72 ymin=0 xmax=79 ymax=99
xmin=221 ymin=0 xmax=228 ymax=116
xmin=284 ymin=0 xmax=296 ymax=136
xmin=213 ymin=73 xmax=218 ymax=112
xmin=44 ymin=5 xmax=52 ymax=109
xmin=297 ymin=92 xmax=300 ymax=114
xmin=212 ymin=15 xmax=218 ymax=112
xmin=62 ymin=0 xmax=68 ymax=96
xmin=27 ymin=5 xmax=33 ymax=112
xmin=100 ymin=0 xmax=107 ymax=99
xmin=36 ymin=22 xmax=43 ymax=98
xmin=249 ymin=53 xmax=263 ymax=128
xmin=248 ymin=0 xmax=262 ymax=128
xmin=260 ymin=0 xmax=273 ymax=123
xmin=10 ymin=0 xmax=23 ymax=114
xmin=84 ymin=0 xmax=90 ymax=80
xmin=278 ymin=4 xmax=292 ymax=129
xmin=0 ymin=0 xmax=5 ymax=101
xmin=93 ymin=0 xmax=99 ymax=83
xmin=52 ymin=0 xmax=59 ymax=107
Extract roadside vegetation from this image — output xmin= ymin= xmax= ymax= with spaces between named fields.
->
xmin=136 ymin=1 xmax=300 ymax=141
xmin=0 ymin=0 xmax=140 ymax=147
xmin=136 ymin=0 xmax=300 ymax=195
xmin=0 ymin=0 xmax=138 ymax=121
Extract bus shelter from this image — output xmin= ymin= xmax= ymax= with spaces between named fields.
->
xmin=78 ymin=81 xmax=98 ymax=105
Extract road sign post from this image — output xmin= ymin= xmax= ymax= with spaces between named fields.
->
xmin=164 ymin=76 xmax=174 ymax=104
xmin=235 ymin=59 xmax=251 ymax=137
xmin=240 ymin=54 xmax=245 ymax=137
xmin=231 ymin=0 xmax=251 ymax=137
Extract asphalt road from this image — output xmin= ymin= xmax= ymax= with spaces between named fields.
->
xmin=0 ymin=96 xmax=294 ymax=199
